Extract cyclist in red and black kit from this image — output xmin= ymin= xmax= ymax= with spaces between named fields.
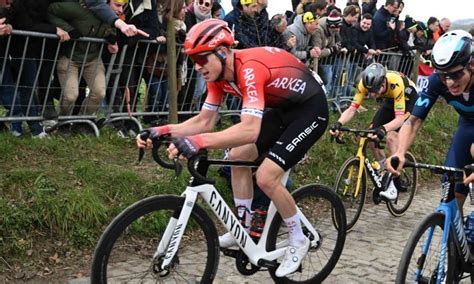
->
xmin=136 ymin=18 xmax=329 ymax=277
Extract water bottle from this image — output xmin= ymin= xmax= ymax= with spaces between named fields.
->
xmin=249 ymin=207 xmax=267 ymax=241
xmin=371 ymin=161 xmax=381 ymax=171
xmin=465 ymin=211 xmax=474 ymax=244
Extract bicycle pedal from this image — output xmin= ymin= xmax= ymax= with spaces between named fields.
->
xmin=220 ymin=248 xmax=239 ymax=258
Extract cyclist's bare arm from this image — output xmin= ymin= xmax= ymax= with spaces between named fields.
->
xmin=197 ymin=114 xmax=261 ymax=150
xmin=330 ymin=106 xmax=357 ymax=136
xmin=167 ymin=114 xmax=262 ymax=158
xmin=167 ymin=109 xmax=219 ymax=137
xmin=385 ymin=115 xmax=424 ymax=174
xmin=383 ymin=114 xmax=406 ymax=132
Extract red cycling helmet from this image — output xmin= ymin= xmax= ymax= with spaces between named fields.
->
xmin=184 ymin=19 xmax=234 ymax=56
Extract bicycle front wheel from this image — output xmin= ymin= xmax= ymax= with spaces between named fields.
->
xmin=267 ymin=184 xmax=346 ymax=283
xmin=334 ymin=156 xmax=367 ymax=231
xmin=91 ymin=195 xmax=219 ymax=284
xmin=387 ymin=152 xmax=418 ymax=216
xmin=396 ymin=212 xmax=456 ymax=284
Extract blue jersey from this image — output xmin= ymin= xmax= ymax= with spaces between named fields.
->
xmin=412 ymin=73 xmax=474 ymax=121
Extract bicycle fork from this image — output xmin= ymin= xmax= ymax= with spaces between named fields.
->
xmin=154 ymin=190 xmax=198 ymax=270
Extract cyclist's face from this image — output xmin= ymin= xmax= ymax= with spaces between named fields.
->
xmin=372 ymin=80 xmax=386 ymax=96
xmin=192 ymin=52 xmax=222 ymax=81
xmin=438 ymin=65 xmax=471 ymax=96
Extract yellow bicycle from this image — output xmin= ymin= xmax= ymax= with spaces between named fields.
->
xmin=332 ymin=127 xmax=417 ymax=232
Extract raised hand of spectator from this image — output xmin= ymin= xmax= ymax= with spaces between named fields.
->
xmin=156 ymin=36 xmax=166 ymax=44
xmin=309 ymin=47 xmax=320 ymax=58
xmin=115 ymin=19 xmax=149 ymax=38
xmin=375 ymin=49 xmax=382 ymax=55
xmin=0 ymin=18 xmax=13 ymax=36
xmin=367 ymin=49 xmax=377 ymax=56
xmin=388 ymin=21 xmax=396 ymax=30
xmin=107 ymin=43 xmax=119 ymax=54
xmin=286 ymin=35 xmax=296 ymax=49
xmin=56 ymin=27 xmax=70 ymax=42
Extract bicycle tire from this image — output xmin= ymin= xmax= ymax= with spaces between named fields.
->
xmin=387 ymin=152 xmax=418 ymax=216
xmin=333 ymin=156 xmax=367 ymax=231
xmin=266 ymin=184 xmax=346 ymax=283
xmin=90 ymin=195 xmax=219 ymax=284
xmin=396 ymin=212 xmax=456 ymax=284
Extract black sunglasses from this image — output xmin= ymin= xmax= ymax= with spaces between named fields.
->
xmin=437 ymin=67 xmax=467 ymax=82
xmin=198 ymin=0 xmax=211 ymax=8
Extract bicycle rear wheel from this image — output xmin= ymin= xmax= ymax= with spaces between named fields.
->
xmin=396 ymin=212 xmax=456 ymax=284
xmin=90 ymin=195 xmax=219 ymax=284
xmin=387 ymin=152 xmax=418 ymax=216
xmin=267 ymin=184 xmax=346 ymax=283
xmin=334 ymin=156 xmax=367 ymax=231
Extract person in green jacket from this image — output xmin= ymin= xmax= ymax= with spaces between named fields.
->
xmin=47 ymin=0 xmax=124 ymax=116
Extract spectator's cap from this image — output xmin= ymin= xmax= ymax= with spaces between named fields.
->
xmin=271 ymin=14 xmax=287 ymax=28
xmin=240 ymin=0 xmax=257 ymax=5
xmin=416 ymin=21 xmax=427 ymax=31
xmin=302 ymin=11 xmax=318 ymax=24
xmin=113 ymin=0 xmax=129 ymax=3
xmin=184 ymin=19 xmax=234 ymax=56
xmin=427 ymin=16 xmax=438 ymax=26
xmin=404 ymin=16 xmax=417 ymax=30
xmin=327 ymin=10 xmax=342 ymax=28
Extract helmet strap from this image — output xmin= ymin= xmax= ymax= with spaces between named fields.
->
xmin=214 ymin=46 xmax=228 ymax=81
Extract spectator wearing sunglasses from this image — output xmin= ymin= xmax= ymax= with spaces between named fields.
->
xmin=387 ymin=30 xmax=474 ymax=215
xmin=184 ymin=0 xmax=213 ymax=30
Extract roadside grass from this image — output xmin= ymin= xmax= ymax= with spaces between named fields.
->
xmin=0 ymin=99 xmax=457 ymax=272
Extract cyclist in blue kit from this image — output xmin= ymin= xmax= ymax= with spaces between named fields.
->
xmin=386 ymin=30 xmax=474 ymax=212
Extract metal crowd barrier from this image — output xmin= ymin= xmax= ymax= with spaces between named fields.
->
xmin=0 ymin=30 xmax=417 ymax=137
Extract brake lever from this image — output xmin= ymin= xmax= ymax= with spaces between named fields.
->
xmin=173 ymin=156 xmax=183 ymax=177
xmin=137 ymin=130 xmax=150 ymax=164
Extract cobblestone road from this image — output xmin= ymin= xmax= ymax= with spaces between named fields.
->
xmin=71 ymin=185 xmax=473 ymax=284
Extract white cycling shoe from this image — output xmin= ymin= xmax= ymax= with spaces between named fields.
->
xmin=275 ymin=237 xmax=310 ymax=277
xmin=218 ymin=232 xmax=238 ymax=248
xmin=380 ymin=181 xmax=398 ymax=200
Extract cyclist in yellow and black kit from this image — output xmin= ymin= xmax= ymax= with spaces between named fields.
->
xmin=330 ymin=62 xmax=418 ymax=200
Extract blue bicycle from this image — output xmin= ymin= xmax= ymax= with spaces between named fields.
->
xmin=395 ymin=157 xmax=473 ymax=283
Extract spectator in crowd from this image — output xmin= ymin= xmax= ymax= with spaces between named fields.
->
xmin=338 ymin=5 xmax=360 ymax=96
xmin=185 ymin=0 xmax=213 ymax=29
xmin=327 ymin=0 xmax=342 ymax=15
xmin=268 ymin=13 xmax=295 ymax=50
xmin=11 ymin=0 xmax=70 ymax=122
xmin=352 ymin=12 xmax=380 ymax=59
xmin=225 ymin=0 xmax=268 ymax=49
xmin=340 ymin=5 xmax=360 ymax=51
xmin=413 ymin=21 xmax=433 ymax=57
xmin=212 ymin=1 xmax=222 ymax=19
xmin=82 ymin=0 xmax=148 ymax=38
xmin=114 ymin=0 xmax=158 ymax=124
xmin=143 ymin=0 xmax=187 ymax=125
xmin=283 ymin=11 xmax=321 ymax=63
xmin=345 ymin=0 xmax=361 ymax=20
xmin=0 ymin=0 xmax=48 ymax=138
xmin=372 ymin=0 xmax=399 ymax=50
xmin=312 ymin=9 xmax=343 ymax=97
xmin=361 ymin=0 xmax=377 ymax=16
xmin=181 ymin=0 xmax=213 ymax=115
xmin=399 ymin=16 xmax=417 ymax=49
xmin=307 ymin=0 xmax=329 ymax=18
xmin=433 ymin=17 xmax=451 ymax=42
xmin=47 ymin=0 xmax=120 ymax=117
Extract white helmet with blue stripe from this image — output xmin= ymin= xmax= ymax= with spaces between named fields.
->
xmin=431 ymin=29 xmax=472 ymax=71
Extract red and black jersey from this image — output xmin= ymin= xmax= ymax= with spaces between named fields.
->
xmin=203 ymin=47 xmax=326 ymax=118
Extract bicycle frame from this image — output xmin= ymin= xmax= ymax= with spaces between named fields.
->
xmin=345 ymin=137 xmax=384 ymax=197
xmin=155 ymin=170 xmax=320 ymax=270
xmin=419 ymin=179 xmax=474 ymax=283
